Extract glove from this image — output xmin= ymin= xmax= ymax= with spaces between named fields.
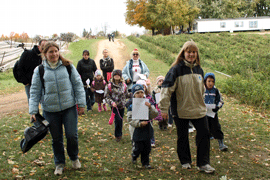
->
xmin=212 ymin=107 xmax=219 ymax=112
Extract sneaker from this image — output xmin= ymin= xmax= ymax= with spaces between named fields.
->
xmin=182 ymin=163 xmax=191 ymax=169
xmin=189 ymin=128 xmax=194 ymax=133
xmin=219 ymin=144 xmax=228 ymax=151
xmin=168 ymin=124 xmax=172 ymax=128
xmin=143 ymin=165 xmax=153 ymax=169
xmin=151 ymin=143 xmax=156 ymax=148
xmin=198 ymin=164 xmax=215 ymax=174
xmin=210 ymin=136 xmax=214 ymax=140
xmin=132 ymin=156 xmax=137 ymax=164
xmin=72 ymin=159 xmax=81 ymax=169
xmin=54 ymin=164 xmax=64 ymax=175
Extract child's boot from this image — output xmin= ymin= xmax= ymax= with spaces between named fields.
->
xmin=98 ymin=103 xmax=102 ymax=112
xmin=103 ymin=103 xmax=107 ymax=111
xmin=218 ymin=139 xmax=228 ymax=151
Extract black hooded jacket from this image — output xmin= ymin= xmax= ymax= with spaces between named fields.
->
xmin=17 ymin=45 xmax=42 ymax=85
xmin=76 ymin=58 xmax=97 ymax=86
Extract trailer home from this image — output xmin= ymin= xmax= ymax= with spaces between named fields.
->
xmin=193 ymin=16 xmax=270 ymax=33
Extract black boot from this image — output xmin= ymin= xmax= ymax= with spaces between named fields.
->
xmin=218 ymin=139 xmax=228 ymax=151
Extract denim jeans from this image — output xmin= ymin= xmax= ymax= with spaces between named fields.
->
xmin=85 ymin=87 xmax=95 ymax=111
xmin=43 ymin=105 xmax=79 ymax=165
xmin=25 ymin=85 xmax=31 ymax=104
xmin=113 ymin=108 xmax=124 ymax=138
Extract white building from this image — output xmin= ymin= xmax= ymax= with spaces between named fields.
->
xmin=193 ymin=16 xmax=270 ymax=33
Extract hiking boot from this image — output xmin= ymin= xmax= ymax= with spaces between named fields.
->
xmin=98 ymin=104 xmax=102 ymax=112
xmin=54 ymin=164 xmax=64 ymax=175
xmin=218 ymin=139 xmax=228 ymax=151
xmin=198 ymin=164 xmax=215 ymax=174
xmin=182 ymin=163 xmax=191 ymax=169
xmin=103 ymin=104 xmax=107 ymax=111
xmin=72 ymin=159 xmax=81 ymax=169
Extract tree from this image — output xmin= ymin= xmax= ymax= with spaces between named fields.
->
xmin=60 ymin=32 xmax=76 ymax=42
xmin=256 ymin=0 xmax=270 ymax=16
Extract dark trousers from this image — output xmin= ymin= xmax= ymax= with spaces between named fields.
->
xmin=174 ymin=116 xmax=210 ymax=167
xmin=207 ymin=114 xmax=224 ymax=139
xmin=113 ymin=108 xmax=124 ymax=138
xmin=132 ymin=140 xmax=151 ymax=166
xmin=85 ymin=87 xmax=95 ymax=111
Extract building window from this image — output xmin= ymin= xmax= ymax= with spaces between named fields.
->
xmin=249 ymin=21 xmax=258 ymax=28
xmin=220 ymin=22 xmax=226 ymax=28
xmin=235 ymin=21 xmax=244 ymax=27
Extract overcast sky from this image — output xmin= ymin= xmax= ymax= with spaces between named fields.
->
xmin=0 ymin=0 xmax=145 ymax=38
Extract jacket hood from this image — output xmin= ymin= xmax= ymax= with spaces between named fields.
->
xmin=204 ymin=72 xmax=215 ymax=82
xmin=32 ymin=45 xmax=41 ymax=55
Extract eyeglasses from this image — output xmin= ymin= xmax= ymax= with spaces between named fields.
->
xmin=133 ymin=53 xmax=139 ymax=56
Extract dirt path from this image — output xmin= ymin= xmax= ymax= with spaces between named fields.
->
xmin=94 ymin=39 xmax=129 ymax=69
xmin=0 ymin=39 xmax=130 ymax=119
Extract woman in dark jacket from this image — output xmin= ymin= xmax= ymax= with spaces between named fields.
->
xmin=100 ymin=49 xmax=114 ymax=83
xmin=77 ymin=50 xmax=97 ymax=111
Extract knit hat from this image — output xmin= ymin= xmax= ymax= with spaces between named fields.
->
xmin=136 ymin=79 xmax=148 ymax=89
xmin=132 ymin=84 xmax=144 ymax=97
xmin=204 ymin=72 xmax=215 ymax=82
xmin=131 ymin=48 xmax=140 ymax=56
xmin=156 ymin=75 xmax=165 ymax=84
xmin=95 ymin=69 xmax=102 ymax=77
xmin=112 ymin=69 xmax=122 ymax=77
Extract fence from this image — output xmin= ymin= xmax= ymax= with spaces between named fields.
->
xmin=0 ymin=41 xmax=68 ymax=72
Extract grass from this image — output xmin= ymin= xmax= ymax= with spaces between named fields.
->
xmin=0 ymin=38 xmax=270 ymax=179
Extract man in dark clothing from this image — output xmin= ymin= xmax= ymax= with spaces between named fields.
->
xmin=77 ymin=50 xmax=97 ymax=111
xmin=17 ymin=39 xmax=47 ymax=104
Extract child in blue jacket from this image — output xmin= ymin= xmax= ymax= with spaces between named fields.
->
xmin=127 ymin=84 xmax=158 ymax=168
xmin=204 ymin=73 xmax=228 ymax=151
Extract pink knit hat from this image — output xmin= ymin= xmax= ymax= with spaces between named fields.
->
xmin=95 ymin=69 xmax=102 ymax=77
xmin=136 ymin=79 xmax=148 ymax=89
xmin=156 ymin=75 xmax=164 ymax=84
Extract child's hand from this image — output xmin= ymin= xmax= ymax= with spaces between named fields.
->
xmin=145 ymin=102 xmax=151 ymax=108
xmin=140 ymin=121 xmax=148 ymax=127
xmin=161 ymin=112 xmax=168 ymax=120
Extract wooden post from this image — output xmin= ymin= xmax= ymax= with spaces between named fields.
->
xmin=1 ymin=52 xmax=6 ymax=66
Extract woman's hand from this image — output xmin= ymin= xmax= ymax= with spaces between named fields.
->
xmin=161 ymin=112 xmax=168 ymax=120
xmin=78 ymin=107 xmax=85 ymax=115
xmin=30 ymin=114 xmax=36 ymax=123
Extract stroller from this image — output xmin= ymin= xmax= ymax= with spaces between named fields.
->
xmin=20 ymin=113 xmax=49 ymax=153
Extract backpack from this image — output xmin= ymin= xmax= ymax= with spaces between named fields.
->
xmin=107 ymin=82 xmax=127 ymax=93
xmin=13 ymin=49 xmax=30 ymax=83
xmin=38 ymin=64 xmax=72 ymax=94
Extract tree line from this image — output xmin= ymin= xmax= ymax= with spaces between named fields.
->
xmin=125 ymin=0 xmax=270 ymax=35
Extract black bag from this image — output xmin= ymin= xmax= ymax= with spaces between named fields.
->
xmin=20 ymin=113 xmax=49 ymax=153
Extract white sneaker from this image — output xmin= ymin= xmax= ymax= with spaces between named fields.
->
xmin=182 ymin=163 xmax=191 ymax=169
xmin=168 ymin=124 xmax=172 ymax=128
xmin=72 ymin=159 xmax=81 ymax=169
xmin=198 ymin=164 xmax=215 ymax=174
xmin=54 ymin=164 xmax=64 ymax=175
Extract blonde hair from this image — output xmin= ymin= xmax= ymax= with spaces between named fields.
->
xmin=130 ymin=48 xmax=140 ymax=58
xmin=172 ymin=40 xmax=200 ymax=67
xmin=42 ymin=41 xmax=72 ymax=66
